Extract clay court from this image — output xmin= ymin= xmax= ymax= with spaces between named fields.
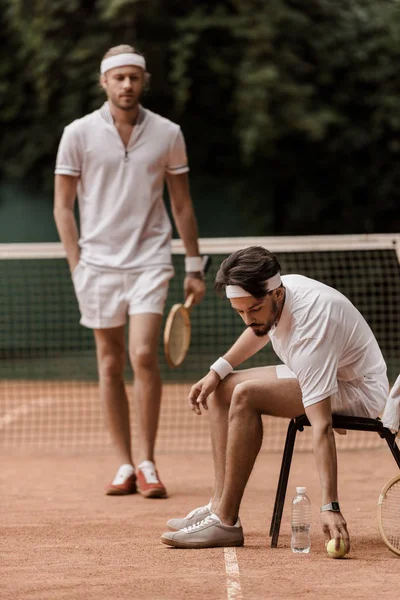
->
xmin=2 ymin=382 xmax=400 ymax=600
xmin=1 ymin=239 xmax=399 ymax=598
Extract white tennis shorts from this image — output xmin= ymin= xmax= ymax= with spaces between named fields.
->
xmin=72 ymin=261 xmax=174 ymax=329
xmin=275 ymin=364 xmax=388 ymax=418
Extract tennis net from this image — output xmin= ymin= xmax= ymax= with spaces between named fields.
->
xmin=1 ymin=235 xmax=399 ymax=454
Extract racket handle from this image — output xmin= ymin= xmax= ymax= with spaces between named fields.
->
xmin=184 ymin=292 xmax=195 ymax=310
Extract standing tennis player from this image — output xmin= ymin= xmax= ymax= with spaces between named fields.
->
xmin=162 ymin=246 xmax=388 ymax=547
xmin=54 ymin=45 xmax=205 ymax=499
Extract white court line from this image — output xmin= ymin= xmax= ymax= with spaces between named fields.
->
xmin=224 ymin=547 xmax=243 ymax=600
xmin=0 ymin=398 xmax=56 ymax=429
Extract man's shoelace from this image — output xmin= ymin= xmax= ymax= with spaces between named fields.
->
xmin=140 ymin=466 xmax=159 ymax=484
xmin=186 ymin=505 xmax=210 ymax=519
xmin=183 ymin=516 xmax=216 ymax=532
xmin=112 ymin=466 xmax=135 ymax=485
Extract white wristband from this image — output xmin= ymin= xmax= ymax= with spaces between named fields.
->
xmin=185 ymin=256 xmax=204 ymax=273
xmin=210 ymin=357 xmax=233 ymax=380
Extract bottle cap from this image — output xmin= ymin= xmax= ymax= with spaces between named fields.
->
xmin=296 ymin=486 xmax=307 ymax=494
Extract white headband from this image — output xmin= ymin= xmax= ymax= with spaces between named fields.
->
xmin=226 ymin=273 xmax=282 ymax=298
xmin=100 ymin=53 xmax=146 ymax=75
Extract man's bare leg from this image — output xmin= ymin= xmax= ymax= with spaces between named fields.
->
xmin=208 ymin=367 xmax=293 ymax=505
xmin=94 ymin=326 xmax=132 ymax=465
xmin=214 ymin=372 xmax=303 ymax=524
xmin=129 ymin=313 xmax=163 ymax=464
xmin=207 ymin=370 xmax=260 ymax=505
xmin=162 ymin=368 xmax=304 ymax=538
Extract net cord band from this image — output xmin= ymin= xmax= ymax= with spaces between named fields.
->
xmin=100 ymin=53 xmax=146 ymax=74
xmin=210 ymin=357 xmax=233 ymax=380
xmin=226 ymin=273 xmax=282 ymax=298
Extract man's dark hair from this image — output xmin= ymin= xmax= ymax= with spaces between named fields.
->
xmin=214 ymin=246 xmax=281 ymax=299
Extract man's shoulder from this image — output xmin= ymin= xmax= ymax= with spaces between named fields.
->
xmin=285 ymin=273 xmax=353 ymax=331
xmin=283 ymin=273 xmax=337 ymax=296
xmin=284 ymin=274 xmax=335 ymax=321
xmin=282 ymin=274 xmax=318 ymax=289
xmin=63 ymin=108 xmax=101 ymax=134
xmin=144 ymin=108 xmax=181 ymax=135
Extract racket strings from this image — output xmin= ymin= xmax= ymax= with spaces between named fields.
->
xmin=169 ymin=310 xmax=189 ymax=363
xmin=381 ymin=478 xmax=400 ymax=551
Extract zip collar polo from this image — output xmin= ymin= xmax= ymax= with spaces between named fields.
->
xmin=99 ymin=102 xmax=147 ymax=162
xmin=55 ymin=104 xmax=189 ymax=269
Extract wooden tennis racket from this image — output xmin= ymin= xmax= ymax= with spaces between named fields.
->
xmin=164 ymin=256 xmax=211 ymax=368
xmin=377 ymin=472 xmax=400 ymax=556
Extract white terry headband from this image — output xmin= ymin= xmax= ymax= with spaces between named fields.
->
xmin=100 ymin=53 xmax=146 ymax=75
xmin=226 ymin=273 xmax=282 ymax=298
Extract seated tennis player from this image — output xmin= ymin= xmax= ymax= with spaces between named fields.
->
xmin=161 ymin=246 xmax=388 ymax=548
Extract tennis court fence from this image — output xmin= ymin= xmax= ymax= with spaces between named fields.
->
xmin=1 ymin=234 xmax=399 ymax=454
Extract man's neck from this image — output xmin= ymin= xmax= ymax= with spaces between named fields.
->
xmin=108 ymin=100 xmax=140 ymax=126
xmin=275 ymin=287 xmax=286 ymax=326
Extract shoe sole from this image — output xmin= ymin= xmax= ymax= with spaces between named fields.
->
xmin=161 ymin=537 xmax=244 ymax=549
xmin=105 ymin=488 xmax=137 ymax=496
xmin=138 ymin=488 xmax=168 ymax=499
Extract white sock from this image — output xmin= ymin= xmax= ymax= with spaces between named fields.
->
xmin=112 ymin=463 xmax=135 ymax=485
xmin=138 ymin=460 xmax=155 ymax=470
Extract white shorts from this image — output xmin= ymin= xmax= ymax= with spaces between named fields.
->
xmin=72 ymin=262 xmax=174 ymax=329
xmin=275 ymin=364 xmax=388 ymax=418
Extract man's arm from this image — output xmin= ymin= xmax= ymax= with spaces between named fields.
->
xmin=188 ymin=328 xmax=270 ymax=414
xmin=305 ymin=397 xmax=350 ymax=553
xmin=166 ymin=172 xmax=199 ymax=256
xmin=53 ymin=174 xmax=80 ymax=273
xmin=166 ymin=173 xmax=205 ymax=304
xmin=224 ymin=327 xmax=270 ymax=369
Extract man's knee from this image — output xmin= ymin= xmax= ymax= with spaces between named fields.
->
xmin=98 ymin=351 xmax=125 ymax=380
xmin=229 ymin=382 xmax=255 ymax=417
xmin=130 ymin=346 xmax=158 ymax=372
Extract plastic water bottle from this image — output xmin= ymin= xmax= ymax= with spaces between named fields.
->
xmin=291 ymin=486 xmax=311 ymax=553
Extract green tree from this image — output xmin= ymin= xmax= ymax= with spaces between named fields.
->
xmin=171 ymin=0 xmax=400 ymax=233
xmin=1 ymin=0 xmax=400 ymax=234
xmin=0 ymin=0 xmax=174 ymax=188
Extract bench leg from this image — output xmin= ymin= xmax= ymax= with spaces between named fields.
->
xmin=270 ymin=419 xmax=298 ymax=548
xmin=384 ymin=431 xmax=400 ymax=469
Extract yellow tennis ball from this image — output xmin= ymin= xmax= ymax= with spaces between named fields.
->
xmin=326 ymin=538 xmax=347 ymax=558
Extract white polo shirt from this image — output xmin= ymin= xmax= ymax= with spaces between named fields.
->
xmin=55 ymin=103 xmax=189 ymax=269
xmin=269 ymin=275 xmax=388 ymax=411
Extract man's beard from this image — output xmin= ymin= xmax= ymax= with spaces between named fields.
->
xmin=251 ymin=325 xmax=270 ymax=337
xmin=249 ymin=298 xmax=280 ymax=337
xmin=112 ymin=95 xmax=140 ymax=111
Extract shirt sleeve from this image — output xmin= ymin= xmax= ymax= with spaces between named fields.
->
xmin=288 ymin=337 xmax=339 ymax=408
xmin=166 ymin=128 xmax=189 ymax=175
xmin=54 ymin=124 xmax=83 ymax=177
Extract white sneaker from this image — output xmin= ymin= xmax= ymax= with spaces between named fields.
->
xmin=161 ymin=513 xmax=244 ymax=549
xmin=166 ymin=502 xmax=212 ymax=531
xmin=105 ymin=464 xmax=137 ymax=496
xmin=137 ymin=460 xmax=167 ymax=498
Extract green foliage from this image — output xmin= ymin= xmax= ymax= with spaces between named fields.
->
xmin=1 ymin=0 xmax=400 ymax=233
xmin=0 ymin=0 xmax=162 ymax=187
xmin=171 ymin=0 xmax=400 ymax=233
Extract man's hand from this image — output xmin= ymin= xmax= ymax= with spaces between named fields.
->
xmin=321 ymin=511 xmax=350 ymax=554
xmin=188 ymin=370 xmax=220 ymax=415
xmin=69 ymin=257 xmax=80 ymax=275
xmin=184 ymin=275 xmax=206 ymax=306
